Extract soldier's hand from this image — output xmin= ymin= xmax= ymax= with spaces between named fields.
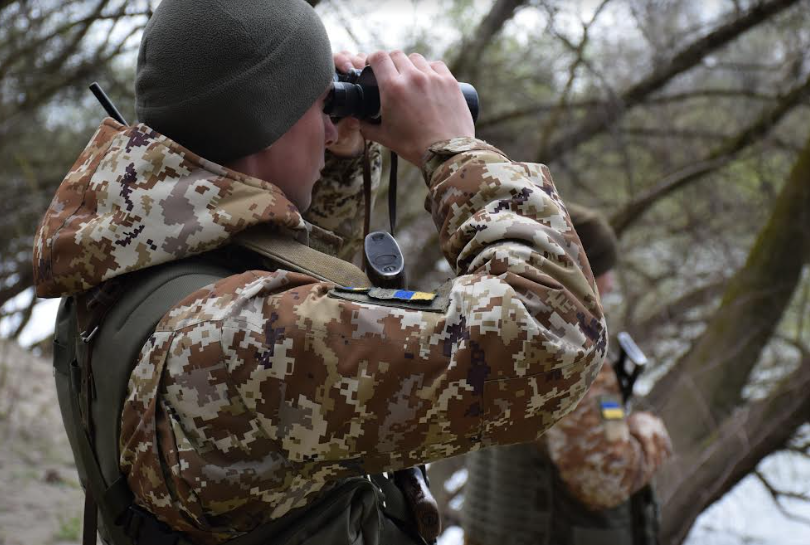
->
xmin=360 ymin=51 xmax=475 ymax=166
xmin=328 ymin=51 xmax=367 ymax=158
xmin=628 ymin=412 xmax=673 ymax=469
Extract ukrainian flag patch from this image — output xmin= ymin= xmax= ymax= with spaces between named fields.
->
xmin=327 ymin=280 xmax=449 ymax=313
xmin=368 ymin=288 xmax=436 ymax=303
xmin=600 ymin=399 xmax=625 ymax=420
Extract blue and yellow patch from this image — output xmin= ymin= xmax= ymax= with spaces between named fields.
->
xmin=329 ymin=282 xmax=449 ymax=313
xmin=335 ymin=286 xmax=436 ymax=302
xmin=370 ymin=289 xmax=436 ymax=302
xmin=600 ymin=399 xmax=625 ymax=421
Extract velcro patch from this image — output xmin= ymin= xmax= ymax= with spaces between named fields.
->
xmin=335 ymin=286 xmax=371 ymax=293
xmin=328 ymin=281 xmax=450 ymax=313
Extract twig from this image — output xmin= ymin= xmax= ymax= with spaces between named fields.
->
xmin=610 ymin=68 xmax=810 ymax=236
xmin=534 ymin=0 xmax=804 ymax=162
xmin=754 ymin=471 xmax=810 ymax=525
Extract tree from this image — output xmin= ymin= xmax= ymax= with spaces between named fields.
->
xmin=648 ymin=127 xmax=810 ymax=543
xmin=0 ymin=0 xmax=150 ymax=337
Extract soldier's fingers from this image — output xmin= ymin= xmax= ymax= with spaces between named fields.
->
xmin=334 ymin=51 xmax=354 ymax=73
xmin=409 ymin=52 xmax=432 ymax=73
xmin=429 ymin=60 xmax=452 ymax=77
xmin=368 ymin=50 xmax=398 ymax=81
xmin=347 ymin=53 xmax=367 ymax=70
xmin=390 ymin=50 xmax=416 ymax=74
xmin=335 ymin=51 xmax=368 ymax=72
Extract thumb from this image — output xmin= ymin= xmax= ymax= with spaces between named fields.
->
xmin=358 ymin=120 xmax=384 ymax=145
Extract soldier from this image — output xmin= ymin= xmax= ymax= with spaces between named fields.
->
xmin=33 ymin=1 xmax=607 ymax=544
xmin=462 ymin=204 xmax=673 ymax=545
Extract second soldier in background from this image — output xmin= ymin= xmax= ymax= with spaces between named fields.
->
xmin=463 ymin=204 xmax=672 ymax=545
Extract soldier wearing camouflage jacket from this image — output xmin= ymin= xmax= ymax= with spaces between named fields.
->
xmin=33 ymin=1 xmax=606 ymax=544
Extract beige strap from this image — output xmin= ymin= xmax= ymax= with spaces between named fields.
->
xmin=235 ymin=227 xmax=371 ymax=288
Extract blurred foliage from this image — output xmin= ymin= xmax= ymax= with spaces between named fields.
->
xmin=0 ymin=0 xmax=148 ymax=331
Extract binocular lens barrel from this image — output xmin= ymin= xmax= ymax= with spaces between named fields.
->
xmin=328 ymin=82 xmax=380 ymax=120
xmin=324 ymin=67 xmax=479 ymax=123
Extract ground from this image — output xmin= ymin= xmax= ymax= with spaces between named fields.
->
xmin=0 ymin=339 xmax=84 ymax=545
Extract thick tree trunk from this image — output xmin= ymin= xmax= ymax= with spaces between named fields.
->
xmin=648 ymin=129 xmax=810 ymax=439
xmin=657 ymin=356 xmax=810 ymax=545
xmin=647 ymin=131 xmax=810 ymax=542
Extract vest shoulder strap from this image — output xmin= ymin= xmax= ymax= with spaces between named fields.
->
xmin=235 ymin=227 xmax=371 ymax=288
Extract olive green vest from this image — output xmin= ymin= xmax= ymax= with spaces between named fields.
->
xmin=462 ymin=439 xmax=659 ymax=545
xmin=53 ymin=235 xmax=431 ymax=545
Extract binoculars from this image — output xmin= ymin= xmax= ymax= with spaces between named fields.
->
xmin=324 ymin=66 xmax=479 ymax=123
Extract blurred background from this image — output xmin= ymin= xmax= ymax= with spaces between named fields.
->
xmin=0 ymin=0 xmax=808 ymax=543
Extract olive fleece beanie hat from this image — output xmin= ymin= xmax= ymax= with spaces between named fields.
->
xmin=568 ymin=203 xmax=618 ymax=277
xmin=135 ymin=0 xmax=334 ymax=164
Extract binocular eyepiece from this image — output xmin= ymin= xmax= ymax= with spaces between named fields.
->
xmin=323 ymin=66 xmax=479 ymax=123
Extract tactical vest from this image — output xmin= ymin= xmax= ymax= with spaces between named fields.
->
xmin=462 ymin=433 xmax=659 ymax=545
xmin=53 ymin=229 xmax=436 ymax=545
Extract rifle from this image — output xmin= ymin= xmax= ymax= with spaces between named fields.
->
xmin=613 ymin=332 xmax=661 ymax=545
xmin=613 ymin=331 xmax=648 ymax=404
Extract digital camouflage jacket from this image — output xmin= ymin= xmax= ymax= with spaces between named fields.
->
xmin=544 ymin=363 xmax=672 ymax=510
xmin=33 ymin=119 xmax=607 ymax=544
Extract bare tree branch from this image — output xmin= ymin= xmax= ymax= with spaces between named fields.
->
xmin=449 ymin=0 xmax=530 ymax=81
xmin=617 ymin=127 xmax=733 ymax=140
xmin=0 ymin=8 xmax=149 ymax=79
xmin=657 ymin=355 xmax=810 ymax=544
xmin=0 ymin=264 xmax=33 ymax=309
xmin=537 ymin=0 xmax=614 ymax=151
xmin=534 ymin=0 xmax=803 ymax=163
xmin=796 ymin=276 xmax=809 ymax=348
xmin=477 ymin=89 xmax=782 ymax=129
xmin=754 ymin=471 xmax=810 ymax=525
xmin=610 ymin=70 xmax=810 ymax=236
xmin=2 ymin=20 xmax=143 ymax=134
xmin=630 ymin=281 xmax=727 ymax=340
xmin=9 ymin=293 xmax=35 ymax=341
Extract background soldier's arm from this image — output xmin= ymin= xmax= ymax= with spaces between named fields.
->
xmin=543 ymin=364 xmax=673 ymax=510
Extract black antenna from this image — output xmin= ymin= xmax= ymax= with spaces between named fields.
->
xmin=89 ymin=82 xmax=128 ymax=125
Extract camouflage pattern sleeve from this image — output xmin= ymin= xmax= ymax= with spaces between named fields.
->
xmin=304 ymin=144 xmax=382 ymax=261
xmin=119 ymin=137 xmax=607 ymax=543
xmin=543 ymin=364 xmax=672 ymax=510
